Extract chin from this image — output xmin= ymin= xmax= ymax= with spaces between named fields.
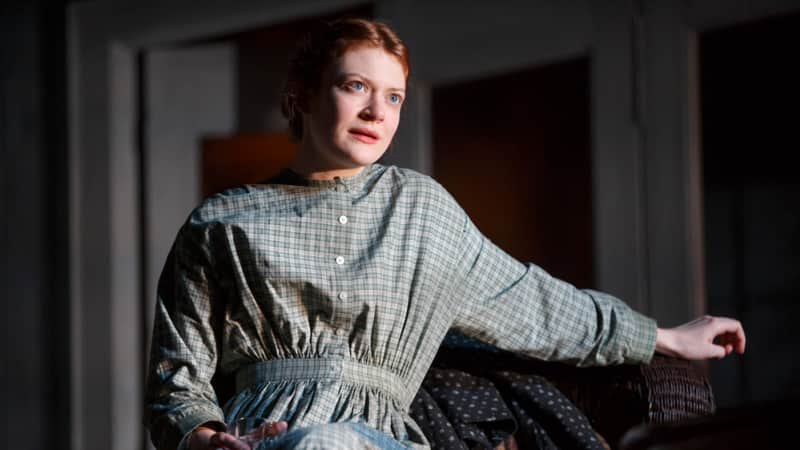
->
xmin=339 ymin=143 xmax=388 ymax=166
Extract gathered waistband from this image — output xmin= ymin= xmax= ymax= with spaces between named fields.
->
xmin=235 ymin=357 xmax=413 ymax=409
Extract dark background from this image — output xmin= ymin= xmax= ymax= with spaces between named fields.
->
xmin=2 ymin=1 xmax=799 ymax=449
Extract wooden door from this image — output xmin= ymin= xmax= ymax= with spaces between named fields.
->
xmin=433 ymin=58 xmax=593 ymax=288
xmin=201 ymin=132 xmax=296 ymax=197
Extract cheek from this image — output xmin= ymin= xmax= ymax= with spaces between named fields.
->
xmin=331 ymin=96 xmax=360 ymax=129
xmin=312 ymin=93 xmax=344 ymax=134
xmin=385 ymin=110 xmax=401 ymax=136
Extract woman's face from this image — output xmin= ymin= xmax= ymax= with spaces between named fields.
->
xmin=302 ymin=46 xmax=406 ymax=172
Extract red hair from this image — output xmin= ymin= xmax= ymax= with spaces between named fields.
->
xmin=281 ymin=18 xmax=410 ymax=141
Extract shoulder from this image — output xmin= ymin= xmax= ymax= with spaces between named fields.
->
xmin=374 ymin=164 xmax=467 ymax=224
xmin=187 ymin=184 xmax=286 ymax=226
xmin=375 ymin=165 xmax=458 ymax=204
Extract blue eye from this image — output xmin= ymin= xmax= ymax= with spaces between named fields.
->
xmin=350 ymin=81 xmax=365 ymax=91
xmin=389 ymin=94 xmax=402 ymax=104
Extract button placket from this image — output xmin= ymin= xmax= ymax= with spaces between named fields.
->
xmin=333 ymin=207 xmax=349 ymax=297
xmin=334 ymin=209 xmax=348 ymax=265
xmin=331 ymin=193 xmax=353 ymax=346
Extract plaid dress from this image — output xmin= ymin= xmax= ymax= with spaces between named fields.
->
xmin=144 ymin=164 xmax=656 ymax=449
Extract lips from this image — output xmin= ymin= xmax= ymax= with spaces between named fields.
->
xmin=349 ymin=127 xmax=380 ymax=143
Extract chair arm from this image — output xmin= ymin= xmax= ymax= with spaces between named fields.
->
xmin=545 ymin=354 xmax=715 ymax=446
xmin=432 ymin=349 xmax=715 ymax=447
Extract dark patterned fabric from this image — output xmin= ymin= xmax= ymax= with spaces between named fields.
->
xmin=410 ymin=366 xmax=605 ymax=449
xmin=411 ymin=368 xmax=516 ymax=449
xmin=490 ymin=371 xmax=604 ymax=450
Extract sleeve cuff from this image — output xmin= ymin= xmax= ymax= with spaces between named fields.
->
xmin=621 ymin=309 xmax=658 ymax=364
xmin=176 ymin=418 xmax=227 ymax=450
xmin=157 ymin=406 xmax=225 ymax=450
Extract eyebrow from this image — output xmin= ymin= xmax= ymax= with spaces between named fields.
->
xmin=337 ymin=72 xmax=406 ymax=93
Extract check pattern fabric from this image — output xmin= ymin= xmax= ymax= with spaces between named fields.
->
xmin=144 ymin=164 xmax=657 ymax=450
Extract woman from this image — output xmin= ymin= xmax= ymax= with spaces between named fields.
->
xmin=144 ymin=18 xmax=745 ymax=450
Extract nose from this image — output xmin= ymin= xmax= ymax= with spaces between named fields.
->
xmin=358 ymin=97 xmax=385 ymax=123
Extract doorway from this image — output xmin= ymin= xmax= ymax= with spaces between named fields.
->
xmin=700 ymin=11 xmax=800 ymax=408
xmin=433 ymin=57 xmax=594 ymax=287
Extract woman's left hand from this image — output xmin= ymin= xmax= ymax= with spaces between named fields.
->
xmin=655 ymin=315 xmax=746 ymax=360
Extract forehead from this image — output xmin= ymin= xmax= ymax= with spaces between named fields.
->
xmin=327 ymin=46 xmax=406 ymax=88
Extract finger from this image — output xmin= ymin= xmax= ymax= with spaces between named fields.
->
xmin=708 ymin=316 xmax=734 ymax=332
xmin=712 ymin=333 xmax=731 ymax=352
xmin=208 ymin=433 xmax=224 ymax=447
xmin=211 ymin=432 xmax=250 ymax=450
xmin=724 ymin=322 xmax=746 ymax=354
xmin=712 ymin=317 xmax=743 ymax=336
xmin=263 ymin=421 xmax=288 ymax=436
xmin=209 ymin=432 xmax=233 ymax=449
xmin=710 ymin=318 xmax=747 ymax=349
xmin=709 ymin=343 xmax=727 ymax=359
xmin=734 ymin=322 xmax=746 ymax=353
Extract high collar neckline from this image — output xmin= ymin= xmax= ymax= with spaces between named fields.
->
xmin=276 ymin=165 xmax=374 ymax=191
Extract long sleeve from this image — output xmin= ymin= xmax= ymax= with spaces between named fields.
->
xmin=144 ymin=222 xmax=226 ymax=450
xmin=449 ymin=210 xmax=656 ymax=367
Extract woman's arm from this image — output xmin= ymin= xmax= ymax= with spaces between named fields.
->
xmin=144 ymin=222 xmax=227 ymax=450
xmin=446 ymin=202 xmax=657 ymax=367
xmin=656 ymin=315 xmax=746 ymax=359
xmin=445 ymin=191 xmax=746 ymax=366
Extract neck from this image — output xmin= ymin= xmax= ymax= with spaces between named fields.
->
xmin=289 ymin=141 xmax=367 ymax=180
xmin=288 ymin=162 xmax=366 ymax=180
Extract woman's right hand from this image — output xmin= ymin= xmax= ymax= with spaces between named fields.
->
xmin=655 ymin=315 xmax=745 ymax=360
xmin=188 ymin=422 xmax=288 ymax=450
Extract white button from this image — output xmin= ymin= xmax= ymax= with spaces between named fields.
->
xmin=338 ymin=292 xmax=348 ymax=301
xmin=335 ymin=256 xmax=345 ymax=265
xmin=338 ymin=215 xmax=348 ymax=224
